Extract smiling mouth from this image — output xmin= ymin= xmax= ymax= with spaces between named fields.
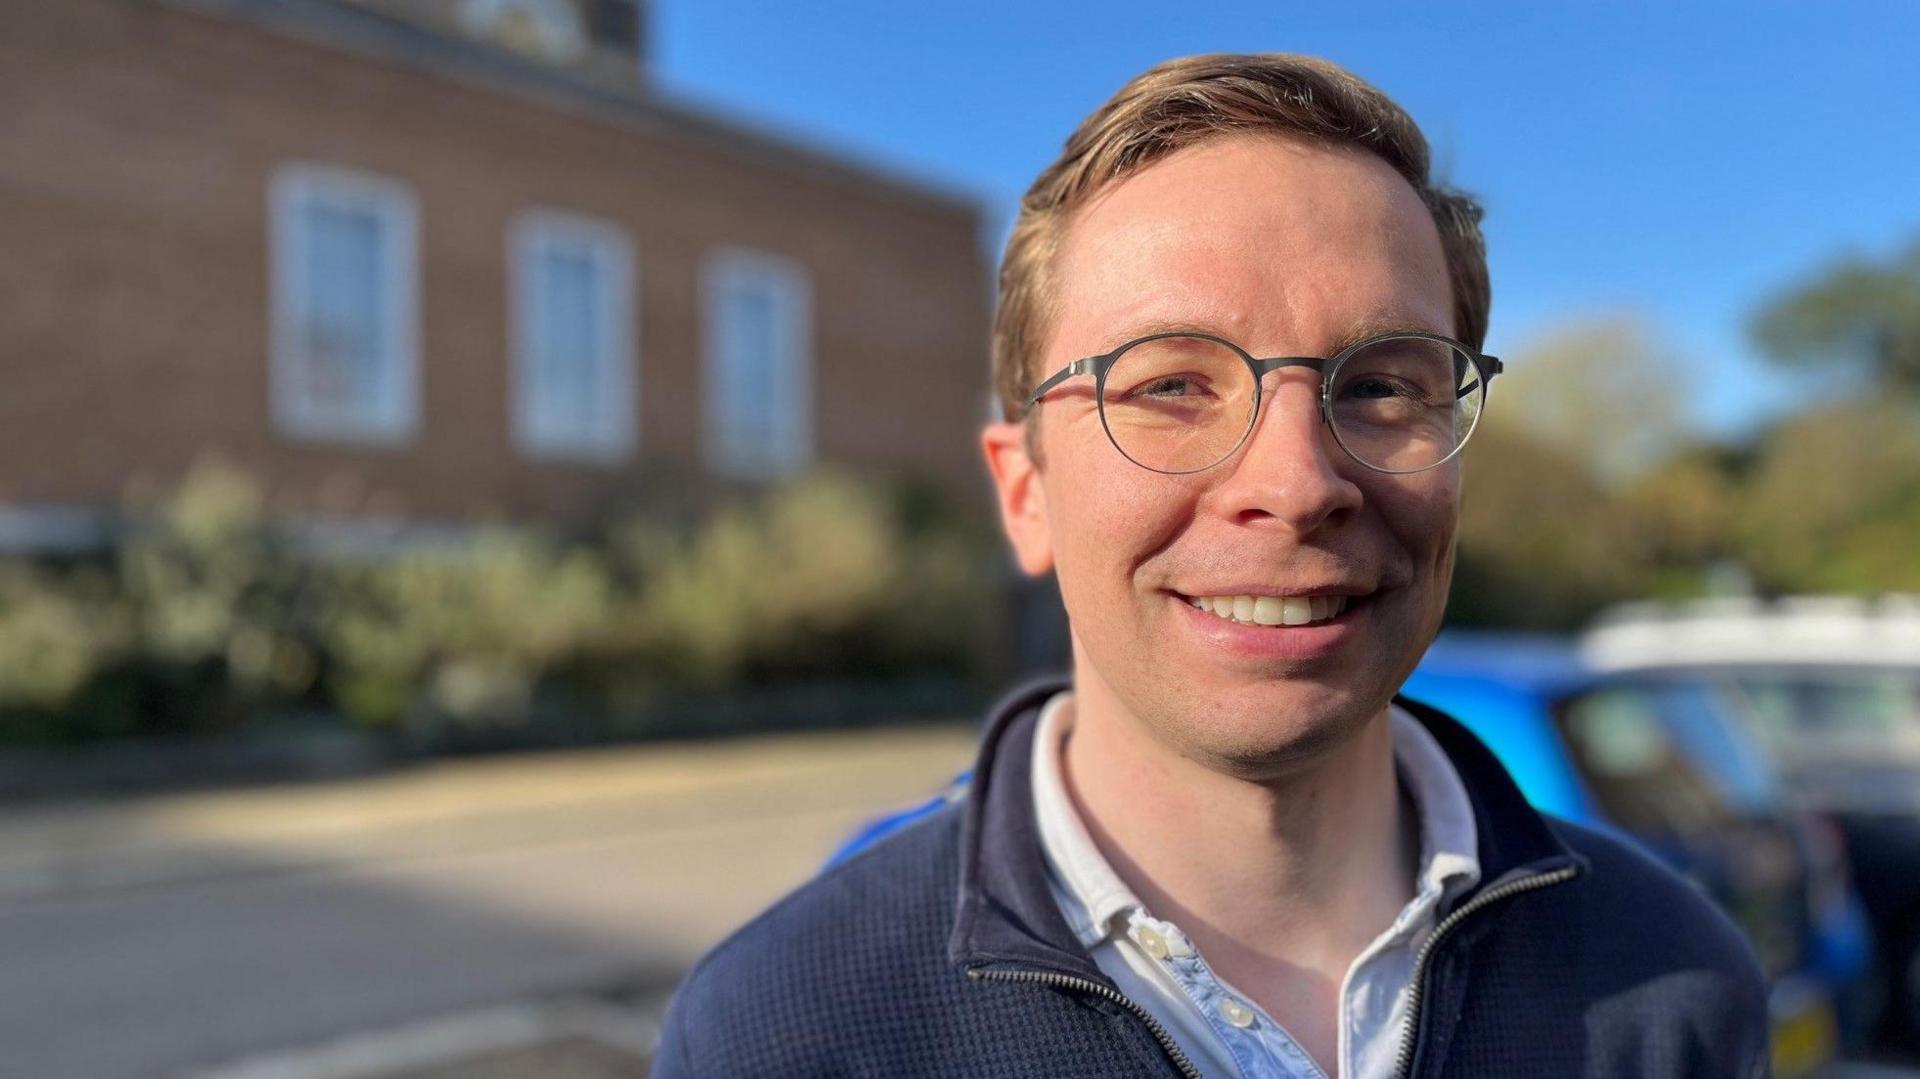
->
xmin=1179 ymin=592 xmax=1366 ymax=627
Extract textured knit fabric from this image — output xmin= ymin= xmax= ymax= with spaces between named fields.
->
xmin=1029 ymin=691 xmax=1481 ymax=1078
xmin=652 ymin=676 xmax=1771 ymax=1078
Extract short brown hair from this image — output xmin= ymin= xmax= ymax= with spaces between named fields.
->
xmin=992 ymin=53 xmax=1491 ymax=421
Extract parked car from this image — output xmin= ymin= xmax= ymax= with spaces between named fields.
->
xmin=1585 ymin=595 xmax=1920 ymax=1056
xmin=1408 ymin=632 xmax=1868 ymax=1075
xmin=830 ymin=631 xmax=1870 ymax=1075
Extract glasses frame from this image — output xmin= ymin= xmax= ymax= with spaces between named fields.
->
xmin=1020 ymin=330 xmax=1504 ymax=475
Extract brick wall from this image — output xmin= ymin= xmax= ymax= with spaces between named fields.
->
xmin=0 ymin=0 xmax=992 ymax=527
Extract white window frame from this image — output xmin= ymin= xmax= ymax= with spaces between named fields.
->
xmin=508 ymin=210 xmax=637 ymax=463
xmin=702 ymin=249 xmax=813 ymax=480
xmin=268 ymin=164 xmax=420 ymax=445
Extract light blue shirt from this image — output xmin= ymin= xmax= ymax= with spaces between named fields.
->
xmin=1030 ymin=693 xmax=1480 ymax=1078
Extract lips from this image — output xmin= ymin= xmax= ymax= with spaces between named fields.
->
xmin=1169 ymin=588 xmax=1370 ymax=662
xmin=1175 ymin=585 xmax=1374 ymax=625
xmin=1183 ymin=592 xmax=1350 ymax=626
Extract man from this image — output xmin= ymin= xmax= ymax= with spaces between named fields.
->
xmin=653 ymin=54 xmax=1768 ymax=1077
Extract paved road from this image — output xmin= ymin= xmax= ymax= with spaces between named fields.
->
xmin=0 ymin=723 xmax=977 ymax=1078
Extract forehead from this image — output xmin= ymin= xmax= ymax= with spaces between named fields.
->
xmin=1048 ymin=134 xmax=1452 ymax=357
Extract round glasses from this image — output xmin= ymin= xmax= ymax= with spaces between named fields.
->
xmin=1021 ymin=331 xmax=1502 ymax=475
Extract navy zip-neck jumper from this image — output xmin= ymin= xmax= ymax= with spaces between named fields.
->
xmin=654 ymin=677 xmax=1769 ymax=1077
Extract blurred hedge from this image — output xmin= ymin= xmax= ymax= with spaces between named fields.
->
xmin=0 ymin=462 xmax=997 ymax=747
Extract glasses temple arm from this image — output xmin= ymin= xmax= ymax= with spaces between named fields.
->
xmin=1452 ymin=354 xmax=1502 ymax=400
xmin=1021 ymin=357 xmax=1098 ymax=414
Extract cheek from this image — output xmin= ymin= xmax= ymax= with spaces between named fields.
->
xmin=1367 ymin=469 xmax=1460 ymax=571
xmin=1045 ymin=430 xmax=1200 ymax=585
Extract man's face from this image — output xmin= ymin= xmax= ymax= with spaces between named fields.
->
xmin=983 ymin=133 xmax=1461 ymax=777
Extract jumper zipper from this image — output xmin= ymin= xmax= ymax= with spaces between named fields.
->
xmin=1391 ymin=864 xmax=1580 ymax=1079
xmin=969 ymin=966 xmax=1202 ymax=1079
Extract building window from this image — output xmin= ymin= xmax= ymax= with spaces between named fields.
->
xmin=703 ymin=250 xmax=811 ymax=479
xmin=510 ymin=211 xmax=637 ymax=462
xmin=269 ymin=164 xmax=420 ymax=445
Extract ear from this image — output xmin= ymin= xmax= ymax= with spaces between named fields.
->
xmin=980 ymin=420 xmax=1054 ymax=576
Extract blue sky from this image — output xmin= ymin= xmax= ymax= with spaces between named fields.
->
xmin=652 ymin=2 xmax=1920 ymax=439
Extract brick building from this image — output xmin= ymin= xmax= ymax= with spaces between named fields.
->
xmin=0 ymin=0 xmax=993 ymax=547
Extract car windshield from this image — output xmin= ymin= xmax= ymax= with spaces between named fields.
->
xmin=1555 ymin=679 xmax=1779 ymax=836
xmin=1716 ymin=668 xmax=1920 ymax=765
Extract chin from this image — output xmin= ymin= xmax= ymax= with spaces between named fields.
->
xmin=1158 ymin=677 xmax=1389 ymax=781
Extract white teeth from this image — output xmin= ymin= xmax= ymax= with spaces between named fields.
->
xmin=1281 ymin=597 xmax=1312 ymax=625
xmin=1185 ymin=593 xmax=1353 ymax=627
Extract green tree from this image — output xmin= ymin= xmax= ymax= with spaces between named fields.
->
xmin=1487 ymin=317 xmax=1695 ymax=487
xmin=1451 ymin=423 xmax=1653 ymax=629
xmin=1446 ymin=316 xmax=1718 ymax=627
xmin=1734 ymin=399 xmax=1920 ymax=593
xmin=1752 ymin=237 xmax=1920 ymax=394
xmin=1620 ymin=443 xmax=1753 ymax=598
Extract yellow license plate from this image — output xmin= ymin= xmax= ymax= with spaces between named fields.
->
xmin=1771 ymin=999 xmax=1836 ymax=1079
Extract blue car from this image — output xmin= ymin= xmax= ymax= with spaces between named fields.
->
xmin=1403 ymin=633 xmax=1869 ymax=1077
xmin=832 ymin=632 xmax=1872 ymax=1075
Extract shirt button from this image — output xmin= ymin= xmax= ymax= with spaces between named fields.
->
xmin=1135 ymin=925 xmax=1171 ymax=960
xmin=1220 ymin=998 xmax=1256 ymax=1028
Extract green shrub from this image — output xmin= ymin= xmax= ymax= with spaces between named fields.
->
xmin=613 ymin=470 xmax=991 ymax=688
xmin=118 ymin=460 xmax=321 ymax=720
xmin=0 ymin=463 xmax=996 ymax=745
xmin=0 ymin=564 xmax=122 ymax=712
xmin=320 ymin=530 xmax=616 ymax=730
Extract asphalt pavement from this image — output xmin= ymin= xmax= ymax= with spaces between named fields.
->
xmin=0 ymin=722 xmax=979 ymax=1078
xmin=11 ymin=720 xmax=1911 ymax=1079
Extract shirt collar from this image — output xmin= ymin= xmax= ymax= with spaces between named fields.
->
xmin=950 ymin=675 xmax=1587 ymax=976
xmin=1390 ymin=706 xmax=1482 ymax=905
xmin=1030 ymin=691 xmax=1482 ymax=950
xmin=1030 ymin=691 xmax=1138 ymax=947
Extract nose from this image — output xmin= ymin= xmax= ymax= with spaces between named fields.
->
xmin=1205 ymin=374 xmax=1364 ymax=533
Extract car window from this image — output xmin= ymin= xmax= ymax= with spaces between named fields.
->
xmin=1555 ymin=681 xmax=1776 ymax=836
xmin=1720 ymin=670 xmax=1920 ymax=763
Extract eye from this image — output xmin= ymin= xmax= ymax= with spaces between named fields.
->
xmin=1338 ymin=374 xmax=1427 ymax=402
xmin=1120 ymin=373 xmax=1213 ymax=400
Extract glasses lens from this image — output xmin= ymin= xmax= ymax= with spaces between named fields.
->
xmin=1099 ymin=336 xmax=1255 ymax=473
xmin=1327 ymin=337 xmax=1485 ymax=473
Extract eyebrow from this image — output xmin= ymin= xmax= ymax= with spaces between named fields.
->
xmin=1333 ymin=315 xmax=1453 ymax=348
xmin=1088 ymin=314 xmax=1453 ymax=358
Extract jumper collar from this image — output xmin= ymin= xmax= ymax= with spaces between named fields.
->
xmin=949 ymin=675 xmax=1586 ymax=975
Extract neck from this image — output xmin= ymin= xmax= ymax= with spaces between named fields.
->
xmin=1059 ymin=671 xmax=1417 ymax=974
